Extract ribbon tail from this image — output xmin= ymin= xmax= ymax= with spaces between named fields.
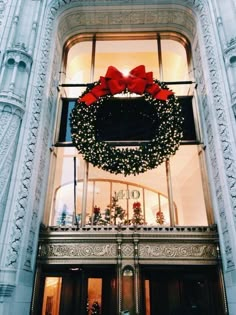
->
xmin=80 ymin=93 xmax=97 ymax=106
xmin=155 ymin=89 xmax=174 ymax=101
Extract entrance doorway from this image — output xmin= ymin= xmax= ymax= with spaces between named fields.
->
xmin=35 ymin=264 xmax=226 ymax=315
xmin=38 ymin=265 xmax=117 ymax=315
xmin=141 ymin=265 xmax=226 ymax=315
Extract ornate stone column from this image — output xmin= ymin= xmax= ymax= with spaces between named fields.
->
xmin=0 ymin=45 xmax=32 ymax=229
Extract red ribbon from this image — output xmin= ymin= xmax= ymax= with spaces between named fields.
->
xmin=79 ymin=65 xmax=174 ymax=106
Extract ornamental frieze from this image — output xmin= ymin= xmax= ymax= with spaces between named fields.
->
xmin=39 ymin=243 xmax=117 ymax=258
xmin=139 ymin=243 xmax=217 ymax=259
xmin=38 ymin=239 xmax=218 ymax=263
xmin=121 ymin=244 xmax=134 ymax=257
xmin=58 ymin=9 xmax=196 ymax=42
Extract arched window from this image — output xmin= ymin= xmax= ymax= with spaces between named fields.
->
xmin=46 ymin=33 xmax=213 ymax=227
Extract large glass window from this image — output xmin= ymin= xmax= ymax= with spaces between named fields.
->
xmin=46 ymin=33 xmax=212 ymax=227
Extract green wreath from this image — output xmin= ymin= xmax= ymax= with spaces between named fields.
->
xmin=70 ymin=66 xmax=183 ymax=176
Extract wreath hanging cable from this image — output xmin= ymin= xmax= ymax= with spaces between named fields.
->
xmin=70 ymin=65 xmax=183 ymax=176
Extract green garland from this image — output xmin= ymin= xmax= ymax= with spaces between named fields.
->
xmin=70 ymin=80 xmax=183 ymax=176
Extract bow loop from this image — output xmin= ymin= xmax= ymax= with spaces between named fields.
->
xmin=105 ymin=66 xmax=126 ymax=94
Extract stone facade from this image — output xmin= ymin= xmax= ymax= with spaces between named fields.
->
xmin=0 ymin=0 xmax=236 ymax=314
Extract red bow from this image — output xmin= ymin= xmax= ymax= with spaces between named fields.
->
xmin=79 ymin=65 xmax=173 ymax=106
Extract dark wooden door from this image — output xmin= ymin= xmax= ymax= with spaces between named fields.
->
xmin=141 ymin=266 xmax=226 ymax=315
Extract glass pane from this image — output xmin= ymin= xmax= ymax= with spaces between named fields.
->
xmin=87 ymin=278 xmax=102 ymax=315
xmin=182 ymin=279 xmax=209 ymax=314
xmin=42 ymin=277 xmax=62 ymax=315
xmin=87 ymin=162 xmax=169 ymax=226
xmin=145 ymin=280 xmax=151 ymax=315
xmin=162 ymin=39 xmax=189 ymax=95
xmin=89 ymin=181 xmax=110 ymax=225
xmin=58 ymin=99 xmax=76 ymax=143
xmin=65 ymin=41 xmax=92 ymax=98
xmin=145 ymin=190 xmax=170 ymax=226
xmin=122 ymin=267 xmax=135 ymax=314
xmin=127 ymin=185 xmax=144 ymax=224
xmin=170 ymin=145 xmax=208 ymax=226
xmin=95 ymin=39 xmax=159 ymax=80
xmin=50 ymin=147 xmax=85 ymax=226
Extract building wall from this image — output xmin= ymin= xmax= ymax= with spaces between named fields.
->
xmin=0 ymin=0 xmax=236 ymax=314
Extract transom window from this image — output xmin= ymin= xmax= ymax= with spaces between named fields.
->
xmin=45 ymin=33 xmax=213 ymax=227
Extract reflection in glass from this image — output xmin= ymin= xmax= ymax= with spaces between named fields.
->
xmin=49 ymin=148 xmax=84 ymax=226
xmin=87 ymin=278 xmax=102 ymax=315
xmin=161 ymin=39 xmax=189 ymax=95
xmin=145 ymin=280 xmax=151 ymax=315
xmin=65 ymin=41 xmax=92 ymax=98
xmin=42 ymin=277 xmax=62 ymax=315
xmin=50 ymin=145 xmax=208 ymax=227
xmin=170 ymin=145 xmax=208 ymax=226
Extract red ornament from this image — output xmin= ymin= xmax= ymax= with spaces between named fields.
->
xmin=133 ymin=202 xmax=141 ymax=209
xmin=93 ymin=206 xmax=100 ymax=214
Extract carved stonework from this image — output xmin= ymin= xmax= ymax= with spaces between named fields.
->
xmin=57 ymin=8 xmax=196 ymax=42
xmin=0 ymin=1 xmax=6 ymax=27
xmin=0 ymin=103 xmax=22 ymax=230
xmin=191 ymin=1 xmax=236 ymax=270
xmin=121 ymin=244 xmax=134 ymax=257
xmin=6 ymin=85 xmax=41 ymax=267
xmin=37 ymin=229 xmax=219 ymax=265
xmin=39 ymin=243 xmax=117 ymax=259
xmin=0 ymin=284 xmax=15 ymax=300
xmin=23 ymin=38 xmax=62 ymax=270
xmin=224 ymin=38 xmax=236 ymax=101
xmin=139 ymin=243 xmax=217 ymax=260
xmin=24 ymin=126 xmax=50 ymax=270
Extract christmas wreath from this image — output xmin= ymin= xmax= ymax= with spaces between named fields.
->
xmin=70 ymin=65 xmax=183 ymax=176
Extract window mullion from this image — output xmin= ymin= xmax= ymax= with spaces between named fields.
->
xmin=81 ymin=161 xmax=89 ymax=227
xmin=157 ymin=33 xmax=176 ymax=227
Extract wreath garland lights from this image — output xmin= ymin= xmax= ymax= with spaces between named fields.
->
xmin=70 ymin=65 xmax=183 ymax=176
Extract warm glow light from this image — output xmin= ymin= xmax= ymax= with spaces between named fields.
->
xmin=122 ymin=68 xmax=130 ymax=76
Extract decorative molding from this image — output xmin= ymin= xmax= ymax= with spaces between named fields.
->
xmin=39 ymin=243 xmax=117 ymax=258
xmin=139 ymin=243 xmax=217 ymax=260
xmin=0 ymin=284 xmax=15 ymax=299
xmin=191 ymin=1 xmax=236 ymax=270
xmin=24 ymin=126 xmax=50 ymax=270
xmin=0 ymin=103 xmax=22 ymax=230
xmin=37 ymin=230 xmax=218 ymax=265
xmin=41 ymin=225 xmax=217 ymax=234
xmin=24 ymin=39 xmax=61 ymax=270
xmin=0 ymin=1 xmax=6 ymax=27
xmin=4 ymin=48 xmax=32 ymax=72
xmin=121 ymin=244 xmax=134 ymax=257
xmin=6 ymin=84 xmax=40 ymax=267
xmin=57 ymin=8 xmax=196 ymax=42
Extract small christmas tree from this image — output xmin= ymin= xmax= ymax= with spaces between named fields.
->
xmin=104 ymin=207 xmax=112 ymax=224
xmin=58 ymin=204 xmax=68 ymax=226
xmin=89 ymin=206 xmax=102 ymax=225
xmin=91 ymin=301 xmax=100 ymax=315
xmin=131 ymin=202 xmax=145 ymax=225
xmin=110 ymin=196 xmax=126 ymax=225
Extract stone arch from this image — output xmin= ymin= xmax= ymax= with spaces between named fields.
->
xmin=4 ymin=0 xmax=236 ymax=274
